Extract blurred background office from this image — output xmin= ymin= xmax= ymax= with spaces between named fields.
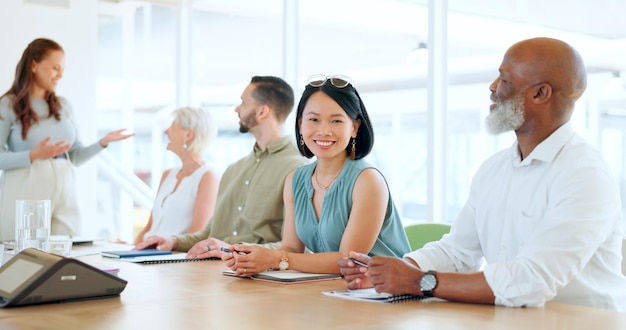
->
xmin=1 ymin=0 xmax=624 ymax=243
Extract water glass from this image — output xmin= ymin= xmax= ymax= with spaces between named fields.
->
xmin=15 ymin=200 xmax=51 ymax=253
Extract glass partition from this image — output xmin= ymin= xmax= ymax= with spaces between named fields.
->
xmin=96 ymin=0 xmax=626 ymax=241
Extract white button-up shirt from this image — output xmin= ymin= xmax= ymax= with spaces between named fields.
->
xmin=406 ymin=122 xmax=626 ymax=311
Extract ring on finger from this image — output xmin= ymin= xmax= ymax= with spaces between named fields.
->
xmin=207 ymin=245 xmax=211 ymax=252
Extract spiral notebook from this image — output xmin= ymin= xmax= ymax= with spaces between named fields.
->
xmin=101 ymin=252 xmax=219 ymax=264
xmin=322 ymin=288 xmax=426 ymax=304
xmin=120 ymin=254 xmax=220 ymax=264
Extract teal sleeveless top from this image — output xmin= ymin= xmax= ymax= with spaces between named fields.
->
xmin=292 ymin=159 xmax=410 ymax=257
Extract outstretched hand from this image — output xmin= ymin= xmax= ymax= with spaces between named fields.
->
xmin=100 ymin=129 xmax=135 ymax=147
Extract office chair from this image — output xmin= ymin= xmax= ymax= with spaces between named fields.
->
xmin=404 ymin=222 xmax=451 ymax=250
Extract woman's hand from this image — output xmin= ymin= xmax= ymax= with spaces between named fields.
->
xmin=134 ymin=235 xmax=174 ymax=251
xmin=100 ymin=129 xmax=135 ymax=147
xmin=223 ymin=245 xmax=281 ymax=276
xmin=29 ymin=136 xmax=71 ymax=161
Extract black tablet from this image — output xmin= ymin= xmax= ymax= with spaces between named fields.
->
xmin=0 ymin=248 xmax=127 ymax=307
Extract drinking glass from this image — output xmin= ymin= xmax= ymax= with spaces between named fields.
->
xmin=15 ymin=200 xmax=51 ymax=253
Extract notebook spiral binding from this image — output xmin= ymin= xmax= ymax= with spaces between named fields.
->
xmin=140 ymin=257 xmax=220 ymax=265
xmin=384 ymin=294 xmax=427 ymax=303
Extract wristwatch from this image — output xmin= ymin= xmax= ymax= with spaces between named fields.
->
xmin=419 ymin=270 xmax=437 ymax=297
xmin=278 ymin=250 xmax=289 ymax=271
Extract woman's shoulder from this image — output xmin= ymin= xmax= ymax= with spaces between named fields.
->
xmin=346 ymin=159 xmax=386 ymax=186
xmin=0 ymin=95 xmax=16 ymax=119
xmin=0 ymin=94 xmax=15 ymax=108
xmin=197 ymin=162 xmax=220 ymax=173
xmin=198 ymin=164 xmax=220 ymax=179
xmin=344 ymin=158 xmax=377 ymax=174
xmin=56 ymin=96 xmax=72 ymax=113
xmin=292 ymin=161 xmax=315 ymax=182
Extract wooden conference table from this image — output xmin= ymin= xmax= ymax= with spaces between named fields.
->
xmin=1 ymin=242 xmax=625 ymax=329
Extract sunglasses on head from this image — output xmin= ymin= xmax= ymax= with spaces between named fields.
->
xmin=307 ymin=74 xmax=352 ymax=88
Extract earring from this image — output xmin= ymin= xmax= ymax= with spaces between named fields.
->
xmin=183 ymin=143 xmax=188 ymax=149
xmin=350 ymin=137 xmax=356 ymax=160
xmin=299 ymin=135 xmax=304 ymax=146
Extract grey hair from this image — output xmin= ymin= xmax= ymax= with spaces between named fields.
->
xmin=172 ymin=106 xmax=217 ymax=154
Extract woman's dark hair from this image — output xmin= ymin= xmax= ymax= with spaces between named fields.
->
xmin=1 ymin=38 xmax=64 ymax=139
xmin=294 ymin=81 xmax=374 ymax=160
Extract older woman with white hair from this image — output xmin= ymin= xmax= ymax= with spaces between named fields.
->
xmin=134 ymin=106 xmax=219 ymax=244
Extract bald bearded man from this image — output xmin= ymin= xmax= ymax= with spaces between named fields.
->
xmin=339 ymin=37 xmax=626 ymax=311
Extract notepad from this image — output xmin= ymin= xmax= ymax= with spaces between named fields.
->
xmin=101 ymin=249 xmax=172 ymax=259
xmin=222 ymin=269 xmax=341 ymax=284
xmin=322 ymin=288 xmax=426 ymax=303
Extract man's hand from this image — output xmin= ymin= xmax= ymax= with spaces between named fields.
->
xmin=368 ymin=256 xmax=423 ymax=295
xmin=186 ymin=237 xmax=229 ymax=259
xmin=337 ymin=251 xmax=372 ymax=290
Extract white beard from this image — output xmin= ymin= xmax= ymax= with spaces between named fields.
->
xmin=485 ymin=92 xmax=525 ymax=135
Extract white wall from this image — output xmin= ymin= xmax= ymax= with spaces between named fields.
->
xmin=0 ymin=0 xmax=100 ymax=236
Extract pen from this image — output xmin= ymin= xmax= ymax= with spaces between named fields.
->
xmin=349 ymin=257 xmax=369 ymax=268
xmin=220 ymin=247 xmax=249 ymax=255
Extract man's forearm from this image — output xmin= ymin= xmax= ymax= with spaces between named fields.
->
xmin=434 ymin=272 xmax=495 ymax=304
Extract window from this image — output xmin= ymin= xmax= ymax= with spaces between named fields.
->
xmin=96 ymin=0 xmax=626 ymax=241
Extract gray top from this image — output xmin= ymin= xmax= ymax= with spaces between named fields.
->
xmin=0 ymin=95 xmax=104 ymax=170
